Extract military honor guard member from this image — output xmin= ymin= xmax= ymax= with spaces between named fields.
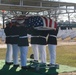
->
xmin=30 ymin=27 xmax=47 ymax=65
xmin=47 ymin=18 xmax=58 ymax=66
xmin=37 ymin=29 xmax=47 ymax=64
xmin=25 ymin=16 xmax=48 ymax=65
xmin=17 ymin=18 xmax=29 ymax=70
xmin=30 ymin=28 xmax=39 ymax=62
xmin=4 ymin=21 xmax=13 ymax=65
xmin=10 ymin=19 xmax=19 ymax=67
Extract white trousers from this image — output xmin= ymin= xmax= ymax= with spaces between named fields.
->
xmin=19 ymin=46 xmax=28 ymax=66
xmin=12 ymin=44 xmax=19 ymax=65
xmin=31 ymin=44 xmax=39 ymax=61
xmin=48 ymin=44 xmax=56 ymax=64
xmin=5 ymin=44 xmax=13 ymax=62
xmin=38 ymin=45 xmax=46 ymax=63
xmin=32 ymin=44 xmax=46 ymax=63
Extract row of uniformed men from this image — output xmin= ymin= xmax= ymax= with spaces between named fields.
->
xmin=4 ymin=19 xmax=58 ymax=70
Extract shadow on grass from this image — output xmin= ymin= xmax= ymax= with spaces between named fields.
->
xmin=46 ymin=67 xmax=58 ymax=75
xmin=0 ymin=64 xmax=20 ymax=75
xmin=0 ymin=64 xmax=58 ymax=75
xmin=0 ymin=64 xmax=11 ymax=75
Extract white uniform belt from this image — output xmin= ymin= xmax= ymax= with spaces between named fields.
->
xmin=11 ymin=35 xmax=19 ymax=37
xmin=39 ymin=36 xmax=46 ymax=39
xmin=50 ymin=35 xmax=57 ymax=38
xmin=31 ymin=36 xmax=46 ymax=39
xmin=19 ymin=36 xmax=28 ymax=38
xmin=31 ymin=36 xmax=39 ymax=38
xmin=6 ymin=35 xmax=19 ymax=37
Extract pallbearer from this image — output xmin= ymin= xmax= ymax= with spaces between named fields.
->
xmin=25 ymin=16 xmax=48 ymax=65
xmin=30 ymin=27 xmax=39 ymax=62
xmin=32 ymin=16 xmax=49 ymax=65
xmin=10 ymin=19 xmax=19 ymax=67
xmin=4 ymin=21 xmax=13 ymax=65
xmin=37 ymin=16 xmax=49 ymax=64
xmin=17 ymin=17 xmax=29 ymax=70
xmin=25 ymin=16 xmax=41 ymax=63
xmin=47 ymin=18 xmax=58 ymax=66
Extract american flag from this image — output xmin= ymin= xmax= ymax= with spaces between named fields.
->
xmin=24 ymin=16 xmax=44 ymax=27
xmin=41 ymin=16 xmax=49 ymax=27
xmin=24 ymin=16 xmax=57 ymax=30
xmin=41 ymin=16 xmax=57 ymax=30
xmin=49 ymin=18 xmax=57 ymax=29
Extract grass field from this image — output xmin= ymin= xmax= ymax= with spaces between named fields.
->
xmin=0 ymin=41 xmax=76 ymax=75
xmin=0 ymin=45 xmax=76 ymax=67
xmin=57 ymin=45 xmax=76 ymax=67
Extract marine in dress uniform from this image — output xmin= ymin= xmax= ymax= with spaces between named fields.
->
xmin=17 ymin=18 xmax=29 ymax=69
xmin=37 ymin=29 xmax=48 ymax=64
xmin=26 ymin=16 xmax=48 ymax=65
xmin=35 ymin=16 xmax=49 ymax=64
xmin=47 ymin=29 xmax=58 ymax=65
xmin=47 ymin=19 xmax=58 ymax=66
xmin=30 ymin=28 xmax=39 ymax=62
xmin=4 ymin=21 xmax=13 ymax=65
xmin=10 ymin=19 xmax=19 ymax=67
xmin=30 ymin=27 xmax=47 ymax=64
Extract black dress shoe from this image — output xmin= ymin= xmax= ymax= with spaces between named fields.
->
xmin=21 ymin=66 xmax=29 ymax=70
xmin=5 ymin=62 xmax=13 ymax=65
xmin=13 ymin=64 xmax=19 ymax=67
xmin=30 ymin=54 xmax=34 ymax=59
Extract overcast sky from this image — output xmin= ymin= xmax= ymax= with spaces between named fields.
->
xmin=61 ymin=0 xmax=76 ymax=3
xmin=54 ymin=0 xmax=76 ymax=21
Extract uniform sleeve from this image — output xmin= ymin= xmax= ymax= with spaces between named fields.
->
xmin=56 ymin=27 xmax=59 ymax=35
xmin=26 ymin=27 xmax=34 ymax=35
xmin=4 ymin=27 xmax=10 ymax=36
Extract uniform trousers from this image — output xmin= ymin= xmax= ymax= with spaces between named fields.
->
xmin=19 ymin=46 xmax=28 ymax=67
xmin=32 ymin=44 xmax=46 ymax=63
xmin=48 ymin=44 xmax=56 ymax=64
xmin=31 ymin=44 xmax=39 ymax=61
xmin=12 ymin=44 xmax=19 ymax=65
xmin=5 ymin=44 xmax=13 ymax=62
xmin=38 ymin=45 xmax=46 ymax=63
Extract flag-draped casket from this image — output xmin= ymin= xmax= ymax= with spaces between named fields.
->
xmin=24 ymin=16 xmax=57 ymax=29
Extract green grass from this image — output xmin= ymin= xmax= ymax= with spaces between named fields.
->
xmin=56 ymin=45 xmax=76 ymax=67
xmin=0 ymin=45 xmax=76 ymax=67
xmin=1 ymin=46 xmax=76 ymax=75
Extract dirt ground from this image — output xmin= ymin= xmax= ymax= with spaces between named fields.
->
xmin=59 ymin=72 xmax=76 ymax=75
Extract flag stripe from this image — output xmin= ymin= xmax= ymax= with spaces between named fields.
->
xmin=41 ymin=17 xmax=46 ymax=27
xmin=51 ymin=19 xmax=54 ymax=28
xmin=49 ymin=18 xmax=52 ymax=27
xmin=42 ymin=16 xmax=48 ymax=27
